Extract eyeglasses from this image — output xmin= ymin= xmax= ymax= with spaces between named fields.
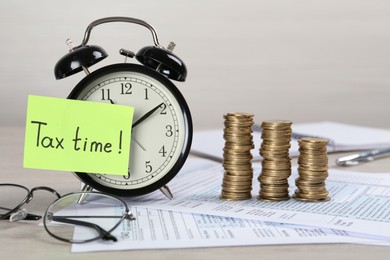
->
xmin=0 ymin=183 xmax=135 ymax=243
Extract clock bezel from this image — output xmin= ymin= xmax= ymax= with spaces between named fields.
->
xmin=67 ymin=63 xmax=193 ymax=197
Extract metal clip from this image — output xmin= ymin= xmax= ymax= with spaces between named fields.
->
xmin=336 ymin=147 xmax=390 ymax=166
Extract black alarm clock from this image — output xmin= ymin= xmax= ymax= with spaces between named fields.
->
xmin=54 ymin=17 xmax=192 ymax=199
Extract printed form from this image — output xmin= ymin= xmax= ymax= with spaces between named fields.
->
xmin=128 ymin=159 xmax=390 ymax=239
xmin=72 ymin=158 xmax=389 ymax=252
xmin=72 ymin=205 xmax=383 ymax=253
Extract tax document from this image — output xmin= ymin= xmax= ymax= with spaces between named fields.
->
xmin=191 ymin=121 xmax=390 ymax=161
xmin=127 ymin=158 xmax=390 ymax=239
xmin=72 ymin=206 xmax=384 ymax=253
xmin=71 ymin=158 xmax=389 ymax=252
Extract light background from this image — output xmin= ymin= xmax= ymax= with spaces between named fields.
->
xmin=1 ymin=0 xmax=390 ymax=131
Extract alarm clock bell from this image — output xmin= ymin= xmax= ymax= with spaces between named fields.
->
xmin=54 ymin=17 xmax=187 ymax=83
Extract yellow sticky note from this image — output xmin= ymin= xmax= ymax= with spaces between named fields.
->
xmin=24 ymin=95 xmax=134 ymax=175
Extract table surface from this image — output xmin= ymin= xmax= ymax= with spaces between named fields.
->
xmin=1 ymin=126 xmax=390 ymax=260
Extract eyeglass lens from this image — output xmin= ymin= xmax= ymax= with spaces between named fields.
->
xmin=44 ymin=192 xmax=128 ymax=243
xmin=0 ymin=184 xmax=29 ymax=219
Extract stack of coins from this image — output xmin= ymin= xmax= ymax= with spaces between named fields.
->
xmin=293 ymin=138 xmax=330 ymax=202
xmin=221 ymin=113 xmax=255 ymax=200
xmin=258 ymin=120 xmax=292 ymax=201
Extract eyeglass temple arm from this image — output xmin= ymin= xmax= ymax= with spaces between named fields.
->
xmin=51 ymin=216 xmax=117 ymax=242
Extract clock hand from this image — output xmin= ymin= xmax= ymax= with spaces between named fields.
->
xmin=131 ymin=136 xmax=146 ymax=151
xmin=132 ymin=103 xmax=164 ymax=129
xmin=107 ymin=99 xmax=147 ymax=151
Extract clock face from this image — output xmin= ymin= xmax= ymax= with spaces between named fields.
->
xmin=68 ymin=64 xmax=192 ymax=196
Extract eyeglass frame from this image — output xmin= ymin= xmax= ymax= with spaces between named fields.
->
xmin=0 ymin=183 xmax=136 ymax=243
xmin=0 ymin=183 xmax=61 ymax=221
xmin=44 ymin=191 xmax=135 ymax=243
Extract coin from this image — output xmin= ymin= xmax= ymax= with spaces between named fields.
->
xmin=258 ymin=195 xmax=290 ymax=202
xmin=220 ymin=193 xmax=252 ymax=201
xmin=221 ymin=112 xmax=254 ymax=201
xmin=294 ymin=137 xmax=331 ymax=202
xmin=257 ymin=120 xmax=292 ymax=202
xmin=292 ymin=194 xmax=330 ymax=202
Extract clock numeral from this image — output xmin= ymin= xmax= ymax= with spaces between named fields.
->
xmin=123 ymin=170 xmax=131 ymax=180
xmin=101 ymin=89 xmax=111 ymax=100
xmin=165 ymin=125 xmax=173 ymax=137
xmin=144 ymin=88 xmax=149 ymax=100
xmin=145 ymin=161 xmax=153 ymax=173
xmin=160 ymin=103 xmax=167 ymax=115
xmin=120 ymin=83 xmax=133 ymax=95
xmin=159 ymin=145 xmax=167 ymax=157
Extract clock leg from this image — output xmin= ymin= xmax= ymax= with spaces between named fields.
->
xmin=77 ymin=183 xmax=94 ymax=204
xmin=81 ymin=183 xmax=93 ymax=192
xmin=159 ymin=185 xmax=173 ymax=200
